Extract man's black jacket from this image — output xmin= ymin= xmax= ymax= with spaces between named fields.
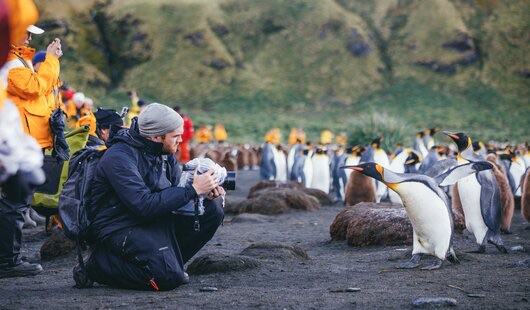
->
xmin=89 ymin=121 xmax=197 ymax=240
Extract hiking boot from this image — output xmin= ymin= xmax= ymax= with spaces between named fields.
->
xmin=73 ymin=263 xmax=94 ymax=288
xmin=0 ymin=261 xmax=43 ymax=278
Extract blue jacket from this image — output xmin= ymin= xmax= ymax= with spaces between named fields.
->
xmin=89 ymin=120 xmax=198 ymax=240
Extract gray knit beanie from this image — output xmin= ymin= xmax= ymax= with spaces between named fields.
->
xmin=138 ymin=103 xmax=183 ymax=137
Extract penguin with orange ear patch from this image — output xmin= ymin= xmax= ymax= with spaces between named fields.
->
xmin=444 ymin=131 xmax=507 ymax=254
xmin=342 ymin=161 xmax=494 ymax=269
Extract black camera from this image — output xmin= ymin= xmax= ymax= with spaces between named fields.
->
xmin=221 ymin=171 xmax=236 ymax=190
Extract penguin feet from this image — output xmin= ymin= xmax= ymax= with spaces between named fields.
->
xmin=446 ymin=253 xmax=460 ymax=265
xmin=396 ymin=254 xmax=422 ymax=269
xmin=500 ymin=229 xmax=512 ymax=235
xmin=420 ymin=259 xmax=443 ymax=270
xmin=467 ymin=245 xmax=485 ymax=254
xmin=493 ymin=244 xmax=508 ymax=254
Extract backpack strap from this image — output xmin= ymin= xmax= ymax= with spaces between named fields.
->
xmin=11 ymin=52 xmax=31 ymax=70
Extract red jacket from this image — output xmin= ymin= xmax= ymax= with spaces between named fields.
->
xmin=181 ymin=113 xmax=194 ymax=143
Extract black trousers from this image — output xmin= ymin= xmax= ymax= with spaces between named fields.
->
xmin=0 ymin=198 xmax=27 ymax=266
xmin=87 ymin=201 xmax=224 ymax=291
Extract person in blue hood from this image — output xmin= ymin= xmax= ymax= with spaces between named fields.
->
xmin=80 ymin=103 xmax=224 ymax=291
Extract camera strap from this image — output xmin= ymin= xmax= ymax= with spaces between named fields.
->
xmin=193 ymin=196 xmax=200 ymax=232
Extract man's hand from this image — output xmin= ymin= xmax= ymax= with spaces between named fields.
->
xmin=192 ymin=169 xmax=218 ymax=195
xmin=46 ymin=38 xmax=63 ymax=58
xmin=207 ymin=186 xmax=226 ymax=200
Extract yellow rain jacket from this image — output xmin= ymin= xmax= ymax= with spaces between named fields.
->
xmin=196 ymin=126 xmax=212 ymax=143
xmin=6 ymin=45 xmax=60 ymax=149
xmin=214 ymin=124 xmax=227 ymax=142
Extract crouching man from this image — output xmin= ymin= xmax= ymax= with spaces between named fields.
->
xmin=81 ymin=103 xmax=224 ymax=291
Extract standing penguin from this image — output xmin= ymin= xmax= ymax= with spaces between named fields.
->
xmin=362 ymin=136 xmax=390 ymax=202
xmin=310 ymin=147 xmax=331 ymax=194
xmin=388 ymin=150 xmax=422 ymax=205
xmin=423 ymin=127 xmax=440 ymax=151
xmin=444 ymin=131 xmax=507 ymax=253
xmin=287 ymin=142 xmax=303 ymax=178
xmin=414 ymin=131 xmax=429 ymax=159
xmin=343 ymin=162 xmax=493 ymax=269
xmin=273 ymin=145 xmax=288 ymax=181
xmin=302 ymin=148 xmax=313 ymax=188
xmin=343 ymin=145 xmax=364 ymax=183
xmin=331 ymin=147 xmax=347 ymax=202
xmin=419 ymin=146 xmax=441 ymax=174
xmin=260 ymin=142 xmax=276 ymax=180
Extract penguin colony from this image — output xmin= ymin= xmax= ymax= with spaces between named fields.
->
xmin=188 ymin=129 xmax=527 ymax=269
xmin=257 ymin=128 xmax=529 ymax=269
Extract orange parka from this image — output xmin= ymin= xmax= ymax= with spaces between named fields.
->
xmin=5 ymin=45 xmax=60 ymax=149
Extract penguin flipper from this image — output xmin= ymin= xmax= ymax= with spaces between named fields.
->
xmin=423 ymin=159 xmax=457 ymax=178
xmin=435 ymin=161 xmax=493 ymax=187
xmin=477 ymin=170 xmax=502 ymax=234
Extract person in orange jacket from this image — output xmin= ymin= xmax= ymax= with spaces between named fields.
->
xmin=4 ymin=29 xmax=62 ymax=149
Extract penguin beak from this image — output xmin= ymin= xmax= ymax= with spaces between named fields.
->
xmin=443 ymin=131 xmax=459 ymax=140
xmin=339 ymin=165 xmax=363 ymax=172
xmin=405 ymin=159 xmax=415 ymax=165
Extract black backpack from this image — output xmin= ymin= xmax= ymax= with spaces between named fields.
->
xmin=59 ymin=147 xmax=105 ymax=284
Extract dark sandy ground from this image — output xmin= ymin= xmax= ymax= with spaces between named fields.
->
xmin=1 ymin=170 xmax=529 ymax=309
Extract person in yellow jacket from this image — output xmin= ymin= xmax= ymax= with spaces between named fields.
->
xmin=67 ymin=92 xmax=94 ymax=128
xmin=288 ymin=128 xmax=306 ymax=145
xmin=4 ymin=27 xmax=62 ymax=150
xmin=320 ymin=129 xmax=334 ymax=145
xmin=125 ymin=89 xmax=146 ymax=127
xmin=196 ymin=125 xmax=212 ymax=144
xmin=214 ymin=123 xmax=227 ymax=144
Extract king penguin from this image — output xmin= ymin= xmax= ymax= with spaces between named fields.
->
xmin=342 ymin=161 xmax=494 ymax=269
xmin=362 ymin=136 xmax=390 ymax=202
xmin=414 ymin=131 xmax=429 ymax=159
xmin=273 ymin=145 xmax=288 ymax=181
xmin=310 ymin=147 xmax=331 ymax=194
xmin=260 ymin=141 xmax=276 ymax=180
xmin=444 ymin=131 xmax=508 ymax=253
xmin=388 ymin=149 xmax=421 ymax=205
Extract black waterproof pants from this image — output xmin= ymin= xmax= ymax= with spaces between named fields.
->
xmin=0 ymin=198 xmax=27 ymax=266
xmin=87 ymin=201 xmax=224 ymax=291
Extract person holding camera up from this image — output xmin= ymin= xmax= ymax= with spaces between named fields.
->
xmin=0 ymin=11 xmax=62 ymax=277
xmin=79 ymin=103 xmax=224 ymax=290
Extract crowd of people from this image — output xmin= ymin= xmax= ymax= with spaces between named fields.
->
xmin=0 ymin=0 xmax=225 ymax=291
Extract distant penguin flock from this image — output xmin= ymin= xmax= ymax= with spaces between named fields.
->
xmin=257 ymin=127 xmax=529 ymax=269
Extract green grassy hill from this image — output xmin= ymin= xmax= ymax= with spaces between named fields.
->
xmin=33 ymin=0 xmax=529 ymax=146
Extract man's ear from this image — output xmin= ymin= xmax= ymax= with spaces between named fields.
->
xmin=147 ymin=136 xmax=163 ymax=143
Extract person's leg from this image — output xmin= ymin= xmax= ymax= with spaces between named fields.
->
xmin=0 ymin=198 xmax=42 ymax=277
xmin=0 ymin=198 xmax=24 ymax=266
xmin=173 ymin=199 xmax=224 ymax=263
xmin=87 ymin=221 xmax=187 ymax=291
